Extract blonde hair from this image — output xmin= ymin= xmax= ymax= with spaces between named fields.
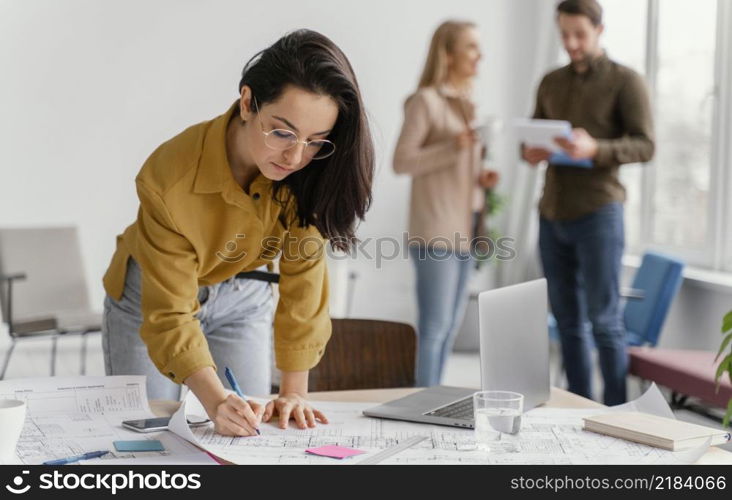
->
xmin=418 ymin=20 xmax=477 ymax=89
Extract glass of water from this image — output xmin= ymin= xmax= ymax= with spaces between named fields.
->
xmin=472 ymin=391 xmax=524 ymax=452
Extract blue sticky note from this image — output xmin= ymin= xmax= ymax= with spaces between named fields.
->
xmin=113 ymin=440 xmax=165 ymax=452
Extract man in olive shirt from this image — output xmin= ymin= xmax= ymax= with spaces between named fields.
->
xmin=523 ymin=0 xmax=654 ymax=405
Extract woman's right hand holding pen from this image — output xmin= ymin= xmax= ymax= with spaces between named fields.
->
xmin=185 ymin=366 xmax=263 ymax=437
xmin=212 ymin=393 xmax=265 ymax=437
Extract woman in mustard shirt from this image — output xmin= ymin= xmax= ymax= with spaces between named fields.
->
xmin=102 ymin=30 xmax=374 ymax=436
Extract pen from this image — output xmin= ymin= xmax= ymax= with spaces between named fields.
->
xmin=43 ymin=450 xmax=109 ymax=465
xmin=224 ymin=366 xmax=261 ymax=435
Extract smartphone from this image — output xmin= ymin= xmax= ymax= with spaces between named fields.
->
xmin=122 ymin=417 xmax=171 ymax=433
xmin=122 ymin=416 xmax=210 ymax=433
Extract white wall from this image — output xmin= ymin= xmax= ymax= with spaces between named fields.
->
xmin=346 ymin=0 xmax=560 ymax=324
xmin=661 ymin=284 xmax=732 ymax=351
xmin=0 ymin=0 xmax=512 ymax=315
xmin=5 ymin=0 xmax=726 ymax=357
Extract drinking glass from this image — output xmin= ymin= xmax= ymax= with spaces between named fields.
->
xmin=472 ymin=391 xmax=523 ymax=452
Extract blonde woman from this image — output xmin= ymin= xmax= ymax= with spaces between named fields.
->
xmin=394 ymin=21 xmax=499 ymax=387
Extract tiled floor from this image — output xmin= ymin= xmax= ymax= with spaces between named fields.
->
xmin=0 ymin=333 xmax=105 ymax=379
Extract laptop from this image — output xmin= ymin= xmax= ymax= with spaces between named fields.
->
xmin=363 ymin=278 xmax=551 ymax=429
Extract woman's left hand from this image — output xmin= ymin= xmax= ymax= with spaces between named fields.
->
xmin=263 ymin=393 xmax=329 ymax=429
xmin=479 ymin=169 xmax=500 ymax=189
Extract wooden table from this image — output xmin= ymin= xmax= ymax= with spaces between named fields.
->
xmin=152 ymin=386 xmax=732 ymax=465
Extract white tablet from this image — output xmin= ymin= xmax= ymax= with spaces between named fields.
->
xmin=513 ymin=118 xmax=571 ymax=153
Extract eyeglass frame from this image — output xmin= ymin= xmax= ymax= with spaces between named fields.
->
xmin=252 ymin=97 xmax=336 ymax=160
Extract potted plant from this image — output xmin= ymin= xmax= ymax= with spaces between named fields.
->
xmin=716 ymin=311 xmax=732 ymax=426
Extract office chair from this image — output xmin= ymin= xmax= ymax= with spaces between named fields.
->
xmin=548 ymin=251 xmax=685 ymax=382
xmin=308 ymin=318 xmax=417 ymax=392
xmin=0 ymin=227 xmax=102 ymax=378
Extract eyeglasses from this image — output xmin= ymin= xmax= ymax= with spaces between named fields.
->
xmin=253 ymin=98 xmax=336 ymax=160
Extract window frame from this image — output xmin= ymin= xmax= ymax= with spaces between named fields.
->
xmin=631 ymin=0 xmax=731 ymax=272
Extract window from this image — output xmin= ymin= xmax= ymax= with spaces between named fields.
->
xmin=601 ymin=0 xmax=732 ymax=271
xmin=601 ymin=0 xmax=647 ymax=255
xmin=653 ymin=0 xmax=716 ymax=252
xmin=601 ymin=0 xmax=647 ymax=74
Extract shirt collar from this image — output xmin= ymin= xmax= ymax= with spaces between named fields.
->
xmin=435 ymin=84 xmax=476 ymax=124
xmin=588 ymin=50 xmax=610 ymax=74
xmin=436 ymin=84 xmax=472 ymax=100
xmin=193 ymin=100 xmax=271 ymax=202
xmin=570 ymin=50 xmax=610 ymax=76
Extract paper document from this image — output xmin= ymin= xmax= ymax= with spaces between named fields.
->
xmin=167 ymin=384 xmax=712 ymax=465
xmin=514 ymin=118 xmax=593 ymax=167
xmin=0 ymin=376 xmax=211 ymax=465
xmin=79 ymin=453 xmax=219 ymax=465
xmin=514 ymin=118 xmax=571 ymax=153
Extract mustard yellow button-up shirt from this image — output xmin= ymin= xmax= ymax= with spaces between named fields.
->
xmin=103 ymin=101 xmax=331 ymax=384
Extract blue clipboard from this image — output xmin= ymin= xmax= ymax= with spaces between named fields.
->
xmin=549 ymin=151 xmax=593 ymax=168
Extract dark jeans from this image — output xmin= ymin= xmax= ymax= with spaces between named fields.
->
xmin=539 ymin=202 xmax=627 ymax=405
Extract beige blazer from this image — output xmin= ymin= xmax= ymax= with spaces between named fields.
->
xmin=393 ymin=85 xmax=483 ymax=251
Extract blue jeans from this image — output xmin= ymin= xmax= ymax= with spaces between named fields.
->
xmin=102 ymin=258 xmax=274 ymax=400
xmin=410 ymin=245 xmax=473 ymax=387
xmin=539 ymin=202 xmax=627 ymax=405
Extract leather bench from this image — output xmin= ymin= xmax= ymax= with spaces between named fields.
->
xmin=629 ymin=347 xmax=732 ymax=409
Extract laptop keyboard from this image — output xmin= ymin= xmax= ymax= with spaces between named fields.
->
xmin=424 ymin=396 xmax=474 ymax=421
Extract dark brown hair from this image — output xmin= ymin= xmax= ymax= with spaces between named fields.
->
xmin=239 ymin=29 xmax=374 ymax=252
xmin=556 ymin=0 xmax=603 ymax=26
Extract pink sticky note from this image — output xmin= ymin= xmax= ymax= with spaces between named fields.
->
xmin=305 ymin=445 xmax=366 ymax=459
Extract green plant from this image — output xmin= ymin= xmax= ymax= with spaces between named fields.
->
xmin=716 ymin=310 xmax=732 ymax=426
xmin=484 ymin=189 xmax=505 ymax=218
xmin=473 ymin=190 xmax=507 ymax=268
